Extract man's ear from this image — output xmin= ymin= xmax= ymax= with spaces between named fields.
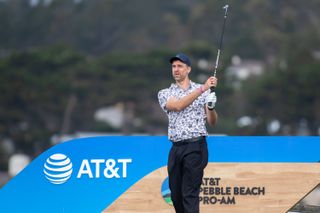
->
xmin=188 ymin=67 xmax=191 ymax=73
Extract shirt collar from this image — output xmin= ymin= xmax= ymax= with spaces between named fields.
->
xmin=171 ymin=80 xmax=196 ymax=91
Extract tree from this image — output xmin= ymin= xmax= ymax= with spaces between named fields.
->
xmin=0 ymin=45 xmax=85 ymax=155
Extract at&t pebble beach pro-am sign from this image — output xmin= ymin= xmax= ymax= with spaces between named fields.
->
xmin=0 ymin=136 xmax=320 ymax=213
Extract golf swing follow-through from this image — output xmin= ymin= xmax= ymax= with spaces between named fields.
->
xmin=158 ymin=4 xmax=230 ymax=213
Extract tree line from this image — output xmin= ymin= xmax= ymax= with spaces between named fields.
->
xmin=0 ymin=0 xmax=320 ymax=170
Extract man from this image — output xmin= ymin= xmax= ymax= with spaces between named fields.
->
xmin=158 ymin=53 xmax=218 ymax=213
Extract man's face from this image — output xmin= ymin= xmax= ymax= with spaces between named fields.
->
xmin=171 ymin=60 xmax=191 ymax=82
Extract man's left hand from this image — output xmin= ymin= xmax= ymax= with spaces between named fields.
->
xmin=206 ymin=92 xmax=217 ymax=108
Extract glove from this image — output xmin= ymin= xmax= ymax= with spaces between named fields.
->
xmin=206 ymin=92 xmax=217 ymax=110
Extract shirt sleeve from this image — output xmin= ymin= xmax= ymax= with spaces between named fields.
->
xmin=158 ymin=89 xmax=170 ymax=113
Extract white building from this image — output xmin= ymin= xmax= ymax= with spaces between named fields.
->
xmin=226 ymin=55 xmax=265 ymax=89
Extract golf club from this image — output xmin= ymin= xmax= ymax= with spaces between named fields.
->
xmin=208 ymin=4 xmax=229 ymax=110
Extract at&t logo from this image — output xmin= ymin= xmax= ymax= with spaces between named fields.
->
xmin=43 ymin=153 xmax=132 ymax=184
xmin=43 ymin=153 xmax=73 ymax=185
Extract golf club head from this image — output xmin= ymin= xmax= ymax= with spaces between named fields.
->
xmin=223 ymin=4 xmax=229 ymax=16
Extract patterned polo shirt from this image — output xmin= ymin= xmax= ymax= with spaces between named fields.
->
xmin=158 ymin=81 xmax=209 ymax=142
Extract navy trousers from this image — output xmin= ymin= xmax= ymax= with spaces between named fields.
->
xmin=168 ymin=137 xmax=208 ymax=213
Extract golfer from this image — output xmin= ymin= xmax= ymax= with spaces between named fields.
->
xmin=158 ymin=53 xmax=218 ymax=213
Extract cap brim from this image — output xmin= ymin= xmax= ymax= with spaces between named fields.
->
xmin=170 ymin=56 xmax=180 ymax=63
xmin=170 ymin=56 xmax=189 ymax=65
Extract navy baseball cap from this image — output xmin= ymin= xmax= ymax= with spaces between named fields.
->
xmin=169 ymin=53 xmax=191 ymax=67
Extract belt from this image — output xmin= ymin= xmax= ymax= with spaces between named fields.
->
xmin=172 ymin=136 xmax=206 ymax=146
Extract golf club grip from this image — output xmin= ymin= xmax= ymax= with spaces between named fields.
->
xmin=207 ymin=86 xmax=215 ymax=110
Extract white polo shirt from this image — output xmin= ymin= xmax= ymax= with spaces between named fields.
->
xmin=158 ymin=81 xmax=209 ymax=142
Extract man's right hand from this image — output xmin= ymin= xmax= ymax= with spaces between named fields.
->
xmin=204 ymin=76 xmax=218 ymax=91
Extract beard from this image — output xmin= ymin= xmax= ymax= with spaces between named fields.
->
xmin=173 ymin=73 xmax=187 ymax=82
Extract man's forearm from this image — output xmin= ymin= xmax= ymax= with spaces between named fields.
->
xmin=206 ymin=106 xmax=218 ymax=126
xmin=166 ymin=88 xmax=202 ymax=111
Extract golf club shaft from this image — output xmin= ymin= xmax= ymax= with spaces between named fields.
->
xmin=208 ymin=4 xmax=229 ymax=110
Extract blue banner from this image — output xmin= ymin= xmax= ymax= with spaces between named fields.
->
xmin=0 ymin=136 xmax=319 ymax=213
